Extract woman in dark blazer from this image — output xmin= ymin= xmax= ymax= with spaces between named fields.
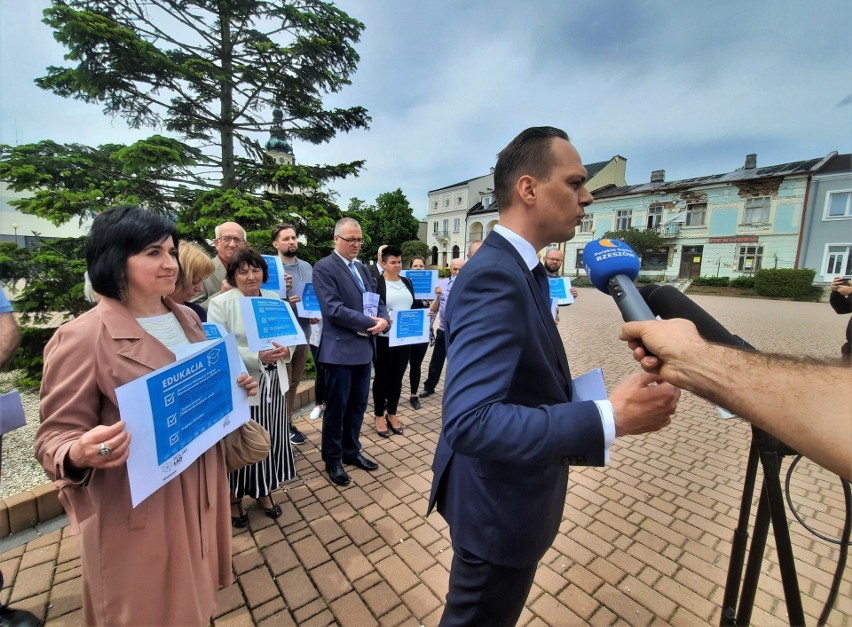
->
xmin=371 ymin=245 xmax=419 ymax=437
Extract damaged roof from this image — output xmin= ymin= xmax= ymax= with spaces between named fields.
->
xmin=593 ymin=153 xmax=834 ymax=200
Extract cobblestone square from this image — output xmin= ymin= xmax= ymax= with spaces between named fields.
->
xmin=2 ymin=288 xmax=850 ymax=625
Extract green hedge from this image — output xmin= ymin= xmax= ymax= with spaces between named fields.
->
xmin=730 ymin=275 xmax=755 ymax=288
xmin=637 ymin=274 xmax=663 ymax=284
xmin=691 ymin=276 xmax=730 ymax=287
xmin=754 ymin=268 xmax=815 ymax=299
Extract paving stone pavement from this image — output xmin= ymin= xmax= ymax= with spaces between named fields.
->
xmin=1 ymin=288 xmax=850 ymax=625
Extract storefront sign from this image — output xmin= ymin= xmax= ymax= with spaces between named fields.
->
xmin=709 ymin=236 xmax=759 ymax=243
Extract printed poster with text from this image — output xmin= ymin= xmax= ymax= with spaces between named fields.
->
xmin=261 ymin=255 xmax=288 ymax=297
xmin=115 ymin=335 xmax=250 ymax=507
xmin=388 ymin=309 xmax=430 ymax=347
xmin=239 ymin=296 xmax=307 ymax=351
xmin=548 ymin=276 xmax=575 ymax=305
xmin=401 ymin=269 xmax=438 ymax=300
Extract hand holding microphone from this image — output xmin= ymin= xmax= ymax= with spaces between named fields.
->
xmin=620 ymin=318 xmax=707 ymax=387
xmin=620 ymin=284 xmax=754 ymax=382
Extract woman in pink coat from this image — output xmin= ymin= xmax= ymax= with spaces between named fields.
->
xmin=36 ymin=206 xmax=257 ymax=626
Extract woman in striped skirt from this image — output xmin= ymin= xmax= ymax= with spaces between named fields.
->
xmin=208 ymin=248 xmax=296 ymax=526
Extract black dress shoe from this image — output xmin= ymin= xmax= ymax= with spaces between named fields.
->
xmin=231 ymin=500 xmax=248 ymax=528
xmin=374 ymin=416 xmax=390 ymax=438
xmin=342 ymin=454 xmax=379 ymax=471
xmin=419 ymin=389 xmax=434 ymax=398
xmin=410 ymin=397 xmax=421 ymax=410
xmin=0 ymin=606 xmax=42 ymax=627
xmin=256 ymin=494 xmax=282 ymax=518
xmin=387 ymin=416 xmax=403 ymax=436
xmin=326 ymin=463 xmax=351 ymax=486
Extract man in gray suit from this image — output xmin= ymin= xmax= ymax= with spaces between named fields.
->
xmin=312 ymin=218 xmax=390 ymax=486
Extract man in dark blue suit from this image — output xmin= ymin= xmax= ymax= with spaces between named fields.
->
xmin=313 ymin=217 xmax=389 ymax=486
xmin=429 ymin=127 xmax=681 ymax=625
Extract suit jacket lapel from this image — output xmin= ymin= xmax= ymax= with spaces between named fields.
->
xmin=98 ymin=296 xmax=204 ymax=371
xmin=333 ymin=253 xmax=368 ymax=294
xmin=355 ymin=260 xmax=374 ymax=292
xmin=487 ymin=232 xmax=572 ymax=388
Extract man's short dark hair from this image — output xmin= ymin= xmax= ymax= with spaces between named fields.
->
xmin=381 ymin=245 xmax=403 ymax=261
xmin=272 ymin=222 xmax=297 ymax=241
xmin=494 ymin=126 xmax=570 ymax=211
xmin=225 ymin=248 xmax=269 ymax=286
xmin=86 ymin=205 xmax=181 ymax=301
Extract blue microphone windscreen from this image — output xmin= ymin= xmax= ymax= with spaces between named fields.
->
xmin=583 ymin=239 xmax=641 ymax=292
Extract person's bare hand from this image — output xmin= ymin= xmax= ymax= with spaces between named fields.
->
xmin=285 ymin=274 xmax=293 ymax=291
xmin=620 ymin=319 xmax=708 ymax=380
xmin=832 ymin=276 xmax=852 ymax=296
xmin=68 ymin=421 xmax=131 ymax=470
xmin=367 ymin=317 xmax=389 ymax=334
xmin=610 ymin=372 xmax=680 ymax=437
xmin=237 ymin=372 xmax=258 ymax=397
xmin=260 ymin=341 xmax=290 ymax=364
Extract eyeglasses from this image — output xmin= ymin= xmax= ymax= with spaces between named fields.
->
xmin=217 ymin=236 xmax=246 ymax=245
xmin=336 ymin=236 xmax=364 ymax=245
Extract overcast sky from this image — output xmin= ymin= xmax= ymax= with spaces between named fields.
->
xmin=1 ymin=0 xmax=850 ymax=218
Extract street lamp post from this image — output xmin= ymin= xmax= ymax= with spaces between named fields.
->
xmin=11 ymin=223 xmax=19 ymax=247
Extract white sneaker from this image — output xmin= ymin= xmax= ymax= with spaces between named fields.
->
xmin=309 ymin=405 xmax=324 ymax=421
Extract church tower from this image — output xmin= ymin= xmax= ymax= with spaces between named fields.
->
xmin=265 ymin=107 xmax=295 ymax=166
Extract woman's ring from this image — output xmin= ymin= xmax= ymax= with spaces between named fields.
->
xmin=98 ymin=442 xmax=112 ymax=457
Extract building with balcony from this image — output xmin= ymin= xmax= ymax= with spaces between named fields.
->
xmin=582 ymin=153 xmax=838 ymax=280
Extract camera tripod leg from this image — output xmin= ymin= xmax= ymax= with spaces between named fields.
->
xmin=721 ymin=439 xmax=805 ymax=626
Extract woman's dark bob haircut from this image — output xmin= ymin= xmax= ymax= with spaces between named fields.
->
xmin=225 ymin=248 xmax=269 ymax=287
xmin=86 ymin=205 xmax=181 ymax=301
xmin=381 ymin=245 xmax=403 ymax=261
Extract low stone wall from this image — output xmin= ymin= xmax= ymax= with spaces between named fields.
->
xmin=0 ymin=382 xmax=316 ymax=538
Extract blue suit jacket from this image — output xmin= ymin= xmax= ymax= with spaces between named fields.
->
xmin=428 ymin=231 xmax=605 ymax=568
xmin=313 ymin=253 xmax=387 ymax=366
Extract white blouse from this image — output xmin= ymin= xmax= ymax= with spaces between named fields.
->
xmin=137 ymin=312 xmax=190 ymax=351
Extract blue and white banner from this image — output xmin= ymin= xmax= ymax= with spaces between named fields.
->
xmin=401 ymin=269 xmax=438 ymax=300
xmin=115 ymin=335 xmax=250 ymax=507
xmin=239 ymin=296 xmax=307 ymax=351
xmin=388 ymin=309 xmax=430 ymax=347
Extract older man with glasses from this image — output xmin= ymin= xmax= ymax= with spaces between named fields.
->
xmin=312 ymin=218 xmax=390 ymax=486
xmin=194 ymin=221 xmax=247 ymax=309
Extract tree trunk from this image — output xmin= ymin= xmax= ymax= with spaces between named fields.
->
xmin=218 ymin=1 xmax=235 ymax=189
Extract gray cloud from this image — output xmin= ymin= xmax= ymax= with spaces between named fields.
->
xmin=2 ymin=0 xmax=850 ymax=218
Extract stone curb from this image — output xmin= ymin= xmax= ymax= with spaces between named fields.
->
xmin=0 ymin=382 xmax=316 ymax=539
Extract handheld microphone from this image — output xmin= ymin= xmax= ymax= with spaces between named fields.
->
xmin=642 ymin=285 xmax=753 ymax=349
xmin=583 ymin=239 xmax=655 ymax=322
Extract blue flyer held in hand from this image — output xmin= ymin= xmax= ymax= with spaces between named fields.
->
xmin=401 ymin=269 xmax=438 ymax=300
xmin=145 ymin=343 xmax=233 ymax=465
xmin=239 ymin=296 xmax=307 ymax=351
